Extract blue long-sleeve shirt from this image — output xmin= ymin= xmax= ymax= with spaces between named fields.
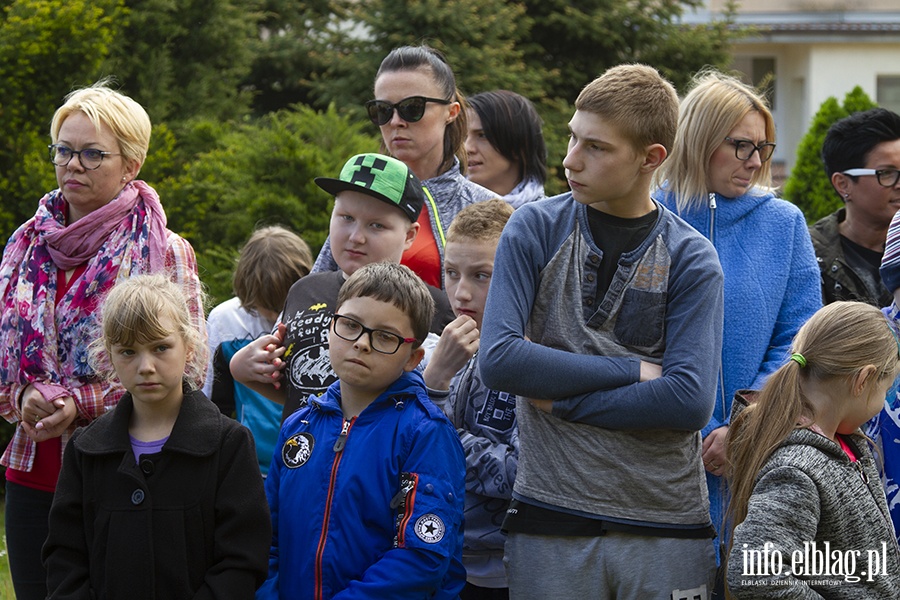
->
xmin=479 ymin=194 xmax=723 ymax=525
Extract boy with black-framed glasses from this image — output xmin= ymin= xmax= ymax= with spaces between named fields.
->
xmin=256 ymin=261 xmax=465 ymax=599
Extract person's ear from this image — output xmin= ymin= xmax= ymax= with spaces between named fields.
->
xmin=831 ymin=172 xmax=852 ymax=200
xmin=446 ymin=102 xmax=460 ymax=124
xmin=404 ymin=346 xmax=425 ymax=372
xmin=851 ymin=364 xmax=878 ymax=396
xmin=639 ymin=143 xmax=668 ymax=173
xmin=123 ymin=158 xmax=142 ymax=183
xmin=404 ymin=222 xmax=419 ymax=251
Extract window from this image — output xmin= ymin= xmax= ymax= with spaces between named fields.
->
xmin=877 ymin=76 xmax=900 ymax=115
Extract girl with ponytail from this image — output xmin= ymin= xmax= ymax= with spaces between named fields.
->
xmin=726 ymin=301 xmax=900 ymax=597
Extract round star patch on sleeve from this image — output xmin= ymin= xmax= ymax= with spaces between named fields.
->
xmin=414 ymin=513 xmax=446 ymax=544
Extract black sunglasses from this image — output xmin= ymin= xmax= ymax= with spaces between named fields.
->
xmin=365 ymin=96 xmax=451 ymax=126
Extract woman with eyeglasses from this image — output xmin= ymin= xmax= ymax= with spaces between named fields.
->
xmin=465 ymin=90 xmax=547 ymax=208
xmin=0 ymin=82 xmax=204 ymax=600
xmin=311 ymin=45 xmax=495 ymax=289
xmin=653 ymin=69 xmax=821 ymax=585
xmin=810 ymin=107 xmax=900 ymax=307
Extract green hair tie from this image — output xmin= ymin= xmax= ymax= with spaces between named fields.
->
xmin=790 ymin=353 xmax=807 ymax=368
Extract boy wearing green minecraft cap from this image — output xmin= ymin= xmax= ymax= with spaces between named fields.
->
xmin=230 ymin=153 xmax=454 ymax=421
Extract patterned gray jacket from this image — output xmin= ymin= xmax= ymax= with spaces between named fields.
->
xmin=728 ymin=395 xmax=900 ymax=598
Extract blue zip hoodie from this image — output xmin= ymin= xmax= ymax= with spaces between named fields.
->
xmin=257 ymin=370 xmax=466 ymax=600
xmin=656 ymin=186 xmax=821 ymax=536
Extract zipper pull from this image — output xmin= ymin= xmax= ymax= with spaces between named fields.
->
xmin=854 ymin=461 xmax=868 ymax=485
xmin=333 ymin=419 xmax=351 ymax=452
xmin=708 ymin=192 xmax=717 ymax=210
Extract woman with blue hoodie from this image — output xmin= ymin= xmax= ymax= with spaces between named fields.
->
xmin=654 ymin=70 xmax=821 ymax=571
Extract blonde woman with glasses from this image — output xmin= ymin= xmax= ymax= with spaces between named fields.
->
xmin=0 ymin=82 xmax=204 ymax=600
xmin=654 ymin=70 xmax=821 ymax=586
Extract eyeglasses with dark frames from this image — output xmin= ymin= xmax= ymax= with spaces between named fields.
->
xmin=49 ymin=144 xmax=120 ymax=170
xmin=331 ymin=313 xmax=417 ymax=354
xmin=365 ymin=96 xmax=451 ymax=127
xmin=724 ymin=137 xmax=776 ymax=162
xmin=841 ymin=168 xmax=900 ymax=188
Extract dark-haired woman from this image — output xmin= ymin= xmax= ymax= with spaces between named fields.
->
xmin=466 ymin=90 xmax=547 ymax=208
xmin=312 ymin=45 xmax=495 ymax=289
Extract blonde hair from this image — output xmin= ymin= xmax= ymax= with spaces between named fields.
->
xmin=336 ymin=262 xmax=434 ymax=347
xmin=50 ymin=80 xmax=152 ymax=172
xmin=660 ymin=70 xmax=775 ymax=211
xmin=233 ymin=226 xmax=312 ymax=316
xmin=726 ymin=301 xmax=900 ymax=596
xmin=575 ymin=64 xmax=679 ymax=155
xmin=90 ymin=274 xmax=207 ymax=387
xmin=446 ymin=199 xmax=514 ymax=245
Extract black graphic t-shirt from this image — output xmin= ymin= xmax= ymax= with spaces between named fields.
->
xmin=280 ymin=271 xmax=346 ymax=422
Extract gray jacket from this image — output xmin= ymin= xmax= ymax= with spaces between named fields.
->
xmin=728 ymin=397 xmax=900 ymax=598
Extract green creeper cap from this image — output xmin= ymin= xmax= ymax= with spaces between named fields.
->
xmin=315 ymin=153 xmax=425 ymax=222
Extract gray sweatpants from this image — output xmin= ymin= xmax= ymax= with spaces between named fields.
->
xmin=505 ymin=531 xmax=716 ymax=600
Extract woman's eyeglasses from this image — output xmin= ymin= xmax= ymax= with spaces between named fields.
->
xmin=724 ymin=137 xmax=776 ymax=162
xmin=365 ymin=96 xmax=451 ymax=126
xmin=331 ymin=313 xmax=417 ymax=354
xmin=49 ymin=144 xmax=119 ymax=170
xmin=842 ymin=168 xmax=900 ymax=188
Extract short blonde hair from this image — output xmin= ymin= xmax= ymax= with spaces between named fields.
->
xmin=660 ymin=70 xmax=775 ymax=211
xmin=575 ymin=64 xmax=678 ymax=155
xmin=233 ymin=226 xmax=312 ymax=315
xmin=446 ymin=199 xmax=514 ymax=245
xmin=90 ymin=274 xmax=207 ymax=387
xmin=50 ymin=80 xmax=152 ymax=172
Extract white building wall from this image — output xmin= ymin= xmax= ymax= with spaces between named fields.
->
xmin=733 ymin=42 xmax=900 ymax=175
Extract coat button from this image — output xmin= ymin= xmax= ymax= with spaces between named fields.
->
xmin=139 ymin=458 xmax=154 ymax=475
xmin=131 ymin=489 xmax=145 ymax=505
xmin=831 ymin=264 xmax=839 ymax=272
xmin=425 ymin=483 xmax=434 ymax=494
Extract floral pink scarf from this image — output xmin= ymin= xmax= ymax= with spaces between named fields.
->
xmin=0 ymin=180 xmax=167 ymax=389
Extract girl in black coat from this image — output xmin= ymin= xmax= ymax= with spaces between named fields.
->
xmin=43 ymin=274 xmax=271 ymax=599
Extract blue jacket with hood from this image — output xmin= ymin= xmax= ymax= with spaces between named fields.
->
xmin=257 ymin=370 xmax=466 ymax=600
xmin=656 ymin=186 xmax=821 ymax=536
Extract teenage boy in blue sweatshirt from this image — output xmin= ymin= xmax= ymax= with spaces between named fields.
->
xmin=479 ymin=64 xmax=725 ymax=599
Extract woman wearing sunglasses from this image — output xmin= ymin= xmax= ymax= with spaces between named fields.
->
xmin=653 ymin=69 xmax=821 ymax=589
xmin=312 ymin=45 xmax=495 ymax=289
xmin=810 ymin=107 xmax=900 ymax=307
xmin=465 ymin=90 xmax=547 ymax=208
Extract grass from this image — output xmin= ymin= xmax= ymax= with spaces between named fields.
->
xmin=0 ymin=500 xmax=13 ymax=598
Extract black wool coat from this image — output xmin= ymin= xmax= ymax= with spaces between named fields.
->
xmin=43 ymin=387 xmax=271 ymax=600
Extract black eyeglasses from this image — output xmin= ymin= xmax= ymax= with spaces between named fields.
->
xmin=724 ymin=137 xmax=776 ymax=162
xmin=365 ymin=96 xmax=451 ymax=126
xmin=331 ymin=313 xmax=417 ymax=354
xmin=842 ymin=168 xmax=900 ymax=188
xmin=49 ymin=144 xmax=119 ymax=170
